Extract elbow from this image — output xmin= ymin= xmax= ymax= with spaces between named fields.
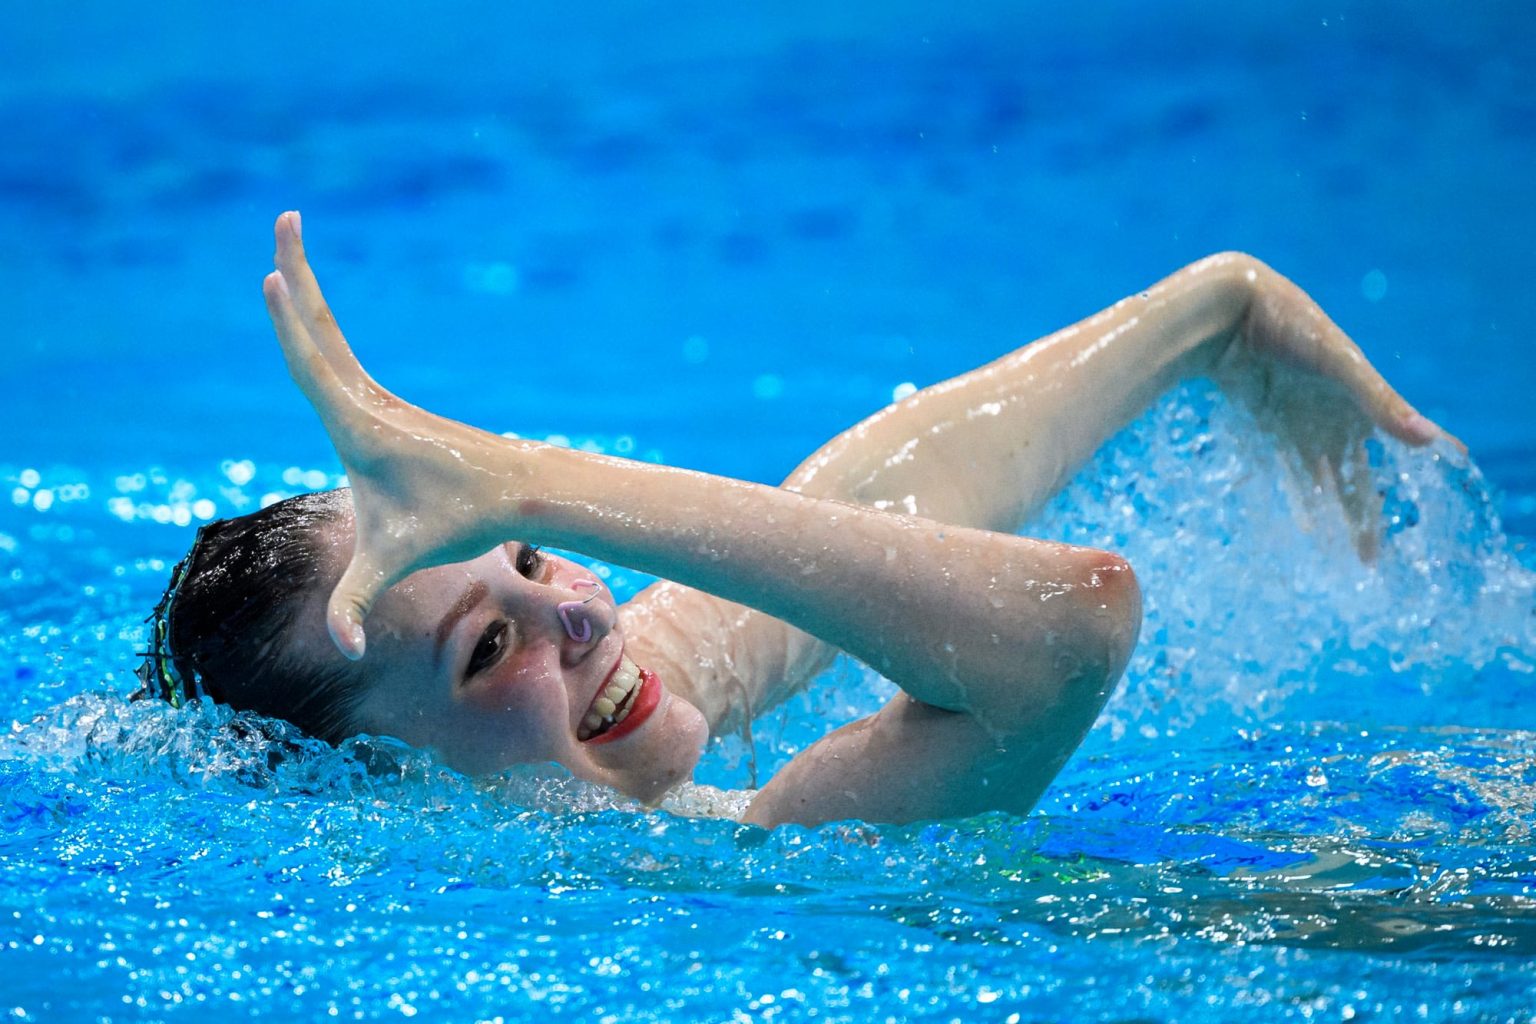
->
xmin=1087 ymin=551 xmax=1142 ymax=681
xmin=979 ymin=547 xmax=1141 ymax=741
xmin=1053 ymin=548 xmax=1142 ymax=712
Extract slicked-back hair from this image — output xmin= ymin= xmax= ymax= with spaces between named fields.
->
xmin=159 ymin=489 xmax=362 ymax=742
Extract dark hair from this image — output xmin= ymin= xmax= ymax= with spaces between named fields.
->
xmin=152 ymin=488 xmax=363 ymax=743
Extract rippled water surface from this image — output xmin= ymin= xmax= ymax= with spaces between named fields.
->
xmin=5 ymin=392 xmax=1535 ymax=1020
xmin=4 ymin=2 xmax=1536 ymax=1020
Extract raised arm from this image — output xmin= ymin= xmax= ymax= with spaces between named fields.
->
xmin=787 ymin=251 xmax=1443 ymax=533
xmin=627 ymin=252 xmax=1453 ymax=732
xmin=261 ymin=211 xmax=1136 ymax=750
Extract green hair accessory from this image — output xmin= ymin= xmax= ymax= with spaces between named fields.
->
xmin=133 ymin=524 xmax=212 ymax=708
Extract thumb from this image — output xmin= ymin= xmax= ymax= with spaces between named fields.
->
xmin=327 ymin=553 xmax=392 ymax=661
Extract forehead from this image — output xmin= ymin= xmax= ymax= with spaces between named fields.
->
xmin=312 ymin=508 xmax=485 ymax=626
xmin=286 ymin=519 xmax=482 ymax=677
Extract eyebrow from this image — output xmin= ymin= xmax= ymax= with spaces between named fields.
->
xmin=435 ymin=580 xmax=489 ymax=669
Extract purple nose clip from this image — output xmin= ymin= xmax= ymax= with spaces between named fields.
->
xmin=557 ymin=578 xmax=602 ymax=643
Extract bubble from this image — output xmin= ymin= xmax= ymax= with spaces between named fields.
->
xmin=281 ymin=466 xmax=304 ymax=487
xmin=1361 ymin=269 xmax=1388 ymax=302
xmin=892 ymin=381 xmax=918 ymax=401
xmin=222 ymin=459 xmax=256 ymax=486
xmin=18 ymin=468 xmax=40 ymax=489
xmin=31 ymin=490 xmax=54 ymax=512
xmin=753 ymin=374 xmax=784 ymax=400
xmin=191 ymin=499 xmax=217 ymax=521
xmin=301 ymin=469 xmax=328 ymax=490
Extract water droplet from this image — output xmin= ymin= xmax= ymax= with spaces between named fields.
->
xmin=1361 ymin=269 xmax=1388 ymax=302
xmin=752 ymin=374 xmax=784 ymax=400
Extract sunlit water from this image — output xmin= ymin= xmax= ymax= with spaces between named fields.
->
xmin=4 ymin=386 xmax=1534 ymax=1021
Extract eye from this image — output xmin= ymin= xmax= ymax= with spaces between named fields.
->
xmin=465 ymin=620 xmax=510 ymax=680
xmin=515 ymin=544 xmax=544 ymax=579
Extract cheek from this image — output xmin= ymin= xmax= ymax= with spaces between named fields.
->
xmin=458 ymin=656 xmax=573 ymax=750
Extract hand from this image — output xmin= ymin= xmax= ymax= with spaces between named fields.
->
xmin=1212 ymin=259 xmax=1460 ymax=558
xmin=262 ymin=211 xmax=534 ymax=659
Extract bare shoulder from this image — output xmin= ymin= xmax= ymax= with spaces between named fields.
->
xmin=618 ymin=581 xmax=718 ymax=716
xmin=620 ymin=580 xmax=834 ymax=736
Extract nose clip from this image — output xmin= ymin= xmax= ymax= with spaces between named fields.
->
xmin=557 ymin=578 xmax=602 ymax=643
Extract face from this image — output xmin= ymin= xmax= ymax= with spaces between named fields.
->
xmin=294 ymin=523 xmax=709 ymax=803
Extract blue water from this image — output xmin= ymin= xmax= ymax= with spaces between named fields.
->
xmin=4 ymin=2 xmax=1536 ymax=1019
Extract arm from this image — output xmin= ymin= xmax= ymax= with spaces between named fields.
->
xmin=628 ymin=252 xmax=1452 ymax=730
xmin=263 ymin=219 xmax=1135 ymax=736
xmin=264 ymin=214 xmax=1140 ymax=829
xmin=785 ymin=251 xmax=1443 ymax=532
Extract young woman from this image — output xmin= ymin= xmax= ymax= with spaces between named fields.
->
xmin=138 ymin=212 xmax=1449 ymax=828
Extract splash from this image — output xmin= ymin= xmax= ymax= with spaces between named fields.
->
xmin=3 ymin=401 xmax=1536 ymax=1023
xmin=1032 ymin=383 xmax=1536 ymax=741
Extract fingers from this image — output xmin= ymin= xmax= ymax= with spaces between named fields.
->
xmin=327 ymin=553 xmax=392 ymax=661
xmin=1338 ymin=441 xmax=1382 ymax=563
xmin=1354 ymin=373 xmax=1453 ymax=450
xmin=271 ymin=211 xmax=376 ymax=392
xmin=1268 ymin=279 xmax=1453 ymax=453
xmin=1303 ymin=326 xmax=1454 ymax=451
xmin=273 ymin=211 xmax=333 ymax=340
xmin=264 ymin=270 xmax=352 ymax=423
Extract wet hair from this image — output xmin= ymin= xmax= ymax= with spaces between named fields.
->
xmin=141 ymin=489 xmax=363 ymax=742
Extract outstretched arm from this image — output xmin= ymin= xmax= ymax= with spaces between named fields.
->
xmin=627 ymin=252 xmax=1454 ymax=732
xmin=261 ymin=211 xmax=1137 ymax=762
xmin=787 ymin=251 xmax=1445 ymax=532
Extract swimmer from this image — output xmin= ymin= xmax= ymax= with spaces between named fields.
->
xmin=137 ymin=212 xmax=1452 ymax=828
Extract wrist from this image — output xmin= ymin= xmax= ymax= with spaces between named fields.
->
xmin=1187 ymin=251 xmax=1268 ymax=381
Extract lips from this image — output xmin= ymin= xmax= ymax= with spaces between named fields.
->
xmin=586 ymin=667 xmax=660 ymax=746
xmin=578 ymin=653 xmax=662 ymax=744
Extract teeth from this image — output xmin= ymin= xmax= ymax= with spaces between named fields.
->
xmin=579 ymin=655 xmax=643 ymax=741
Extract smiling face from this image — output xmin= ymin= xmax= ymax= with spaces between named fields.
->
xmin=293 ymin=518 xmax=709 ymax=803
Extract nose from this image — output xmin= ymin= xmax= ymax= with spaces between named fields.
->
xmin=553 ymin=578 xmax=611 ymax=655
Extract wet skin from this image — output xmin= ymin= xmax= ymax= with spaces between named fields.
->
xmin=291 ymin=515 xmax=709 ymax=803
xmin=264 ymin=210 xmax=1454 ymax=826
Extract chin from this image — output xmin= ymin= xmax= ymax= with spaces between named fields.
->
xmin=591 ymin=689 xmax=709 ymax=805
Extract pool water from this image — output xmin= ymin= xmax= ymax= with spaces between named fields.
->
xmin=4 ymin=2 xmax=1535 ymax=1020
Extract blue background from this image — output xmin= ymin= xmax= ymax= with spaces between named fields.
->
xmin=3 ymin=3 xmax=1535 ymax=1021
xmin=5 ymin=2 xmax=1533 ymax=518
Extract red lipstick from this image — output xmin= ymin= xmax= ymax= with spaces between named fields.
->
xmin=585 ymin=667 xmax=661 ymax=746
